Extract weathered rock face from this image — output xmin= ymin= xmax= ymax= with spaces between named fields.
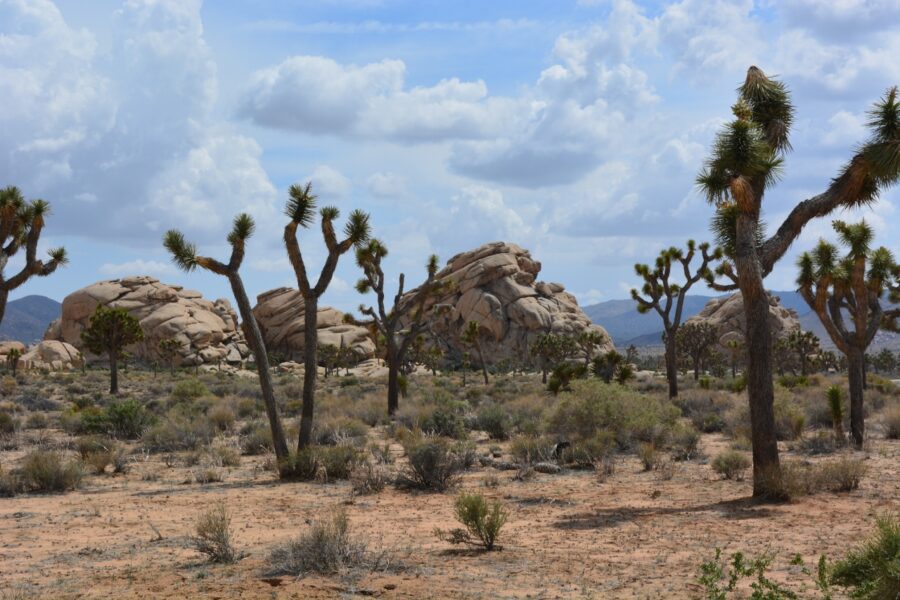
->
xmin=252 ymin=288 xmax=376 ymax=362
xmin=20 ymin=340 xmax=83 ymax=371
xmin=44 ymin=276 xmax=250 ymax=366
xmin=399 ymin=242 xmax=613 ymax=365
xmin=685 ymin=291 xmax=800 ymax=348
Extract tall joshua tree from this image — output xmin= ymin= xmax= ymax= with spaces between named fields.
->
xmin=81 ymin=305 xmax=144 ymax=394
xmin=282 ymin=182 xmax=371 ymax=450
xmin=631 ymin=241 xmax=721 ymax=398
xmin=698 ymin=68 xmax=900 ymax=497
xmin=675 ymin=321 xmax=719 ymax=381
xmin=164 ymin=214 xmax=290 ymax=462
xmin=355 ymin=238 xmax=441 ymax=416
xmin=0 ymin=186 xmax=68 ymax=324
xmin=785 ymin=330 xmax=821 ymax=376
xmin=797 ymin=220 xmax=897 ymax=447
xmin=462 ymin=320 xmax=489 ymax=385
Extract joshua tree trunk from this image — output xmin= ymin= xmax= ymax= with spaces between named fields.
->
xmin=664 ymin=335 xmax=678 ymax=398
xmin=228 ymin=274 xmax=290 ymax=461
xmin=741 ymin=274 xmax=782 ymax=497
xmin=693 ymin=358 xmax=700 ymax=381
xmin=475 ymin=343 xmax=489 ymax=385
xmin=298 ymin=295 xmax=318 ymax=450
xmin=386 ymin=343 xmax=400 ymax=416
xmin=847 ymin=347 xmax=865 ymax=448
xmin=0 ymin=291 xmax=8 ymax=330
xmin=109 ymin=348 xmax=119 ymax=395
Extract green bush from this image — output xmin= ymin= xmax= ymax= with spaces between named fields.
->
xmin=559 ymin=431 xmax=616 ymax=469
xmin=396 ymin=437 xmax=468 ymax=492
xmin=476 ymin=404 xmax=510 ymax=440
xmin=279 ymin=446 xmax=364 ymax=481
xmin=0 ymin=411 xmax=17 ymax=435
xmin=240 ymin=421 xmax=274 ymax=455
xmin=104 ymin=399 xmax=154 ymax=439
xmin=830 ymin=514 xmax=899 ymax=600
xmin=711 ymin=450 xmax=750 ymax=481
xmin=171 ymin=378 xmax=209 ymax=402
xmin=18 ymin=450 xmax=83 ymax=493
xmin=436 ymin=492 xmax=508 ymax=551
xmin=422 ymin=408 xmax=468 ymax=440
xmin=313 ymin=417 xmax=369 ymax=446
xmin=142 ymin=414 xmax=215 ymax=452
xmin=544 ymin=380 xmax=679 ymax=449
xmin=777 ymin=374 xmax=811 ymax=389
xmin=509 ymin=435 xmax=557 ymax=465
xmin=668 ymin=423 xmax=701 ymax=461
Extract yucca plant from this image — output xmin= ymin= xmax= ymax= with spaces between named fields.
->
xmin=0 ymin=186 xmax=68 ymax=328
xmin=631 ymin=240 xmax=721 ymax=398
xmin=354 ymin=239 xmax=442 ymax=416
xmin=164 ymin=214 xmax=290 ymax=463
xmin=282 ymin=182 xmax=371 ymax=449
xmin=461 ymin=320 xmax=489 ymax=385
xmin=797 ymin=220 xmax=897 ymax=447
xmin=826 ymin=385 xmax=845 ymax=447
xmin=699 ymin=68 xmax=900 ymax=497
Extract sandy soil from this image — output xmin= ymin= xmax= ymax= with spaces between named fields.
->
xmin=1 ymin=432 xmax=897 ymax=600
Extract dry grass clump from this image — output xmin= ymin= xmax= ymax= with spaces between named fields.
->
xmin=711 ymin=450 xmax=751 ymax=480
xmin=395 ymin=437 xmax=472 ymax=492
xmin=279 ymin=445 xmax=365 ymax=481
xmin=193 ymin=502 xmax=236 ymax=563
xmin=757 ymin=456 xmax=868 ymax=499
xmin=350 ymin=461 xmax=388 ymax=495
xmin=3 ymin=450 xmax=83 ymax=494
xmin=266 ymin=509 xmax=368 ymax=576
xmin=883 ymin=403 xmax=900 ymax=439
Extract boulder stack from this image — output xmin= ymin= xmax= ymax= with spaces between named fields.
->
xmin=684 ymin=291 xmax=800 ymax=349
xmin=44 ymin=276 xmax=250 ymax=366
xmin=398 ymin=242 xmax=613 ymax=364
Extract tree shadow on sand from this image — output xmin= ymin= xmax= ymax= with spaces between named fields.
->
xmin=554 ymin=497 xmax=775 ymax=530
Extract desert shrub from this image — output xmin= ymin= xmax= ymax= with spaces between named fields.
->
xmin=18 ymin=450 xmax=82 ymax=493
xmin=817 ymin=456 xmax=867 ymax=492
xmin=435 ymin=492 xmax=508 ymax=551
xmin=189 ymin=439 xmax=241 ymax=469
xmin=830 ymin=514 xmax=899 ymax=600
xmin=24 ymin=413 xmax=48 ymax=430
xmin=698 ymin=376 xmax=712 ymax=390
xmin=350 ymin=462 xmax=388 ymax=495
xmin=207 ymin=403 xmax=235 ymax=432
xmin=193 ymin=503 xmax=236 ymax=563
xmin=777 ymin=374 xmax=812 ymax=389
xmin=314 ymin=417 xmax=369 ymax=446
xmin=280 ymin=446 xmax=363 ymax=481
xmin=697 ymin=548 xmax=803 ymax=599
xmin=883 ymin=404 xmax=900 ymax=439
xmin=758 ymin=457 xmax=867 ymax=500
xmin=795 ymin=430 xmax=838 ymax=455
xmin=142 ymin=413 xmax=215 ymax=452
xmin=104 ymin=399 xmax=154 ymax=439
xmin=637 ymin=443 xmax=664 ymax=472
xmin=544 ymin=380 xmax=679 ymax=449
xmin=559 ymin=431 xmax=616 ymax=469
xmin=0 ymin=411 xmax=17 ymax=435
xmin=239 ymin=421 xmax=273 ymax=455
xmin=711 ymin=450 xmax=751 ymax=480
xmin=234 ymin=397 xmax=259 ymax=419
xmin=339 ymin=375 xmax=359 ymax=388
xmin=266 ymin=509 xmax=367 ymax=576
xmin=668 ymin=423 xmax=701 ymax=461
xmin=1 ymin=376 xmax=17 ymax=397
xmin=421 ymin=408 xmax=468 ymax=440
xmin=171 ymin=378 xmax=209 ymax=403
xmin=675 ymin=390 xmax=732 ymax=433
xmin=476 ymin=404 xmax=510 ymax=440
xmin=368 ymin=442 xmax=394 ymax=465
xmin=396 ymin=437 xmax=467 ymax=492
xmin=773 ymin=393 xmax=806 ymax=441
xmin=509 ymin=435 xmax=557 ymax=465
xmin=726 ymin=374 xmax=747 ymax=393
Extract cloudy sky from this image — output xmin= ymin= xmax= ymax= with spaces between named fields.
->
xmin=2 ymin=0 xmax=899 ymax=314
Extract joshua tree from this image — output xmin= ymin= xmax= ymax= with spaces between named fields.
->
xmin=786 ymin=330 xmax=821 ymax=376
xmin=699 ymin=67 xmax=900 ymax=496
xmin=826 ymin=385 xmax=846 ymax=446
xmin=282 ymin=182 xmax=371 ymax=449
xmin=0 ymin=187 xmax=68 ymax=326
xmin=883 ymin=266 xmax=899 ymax=331
xmin=872 ymin=348 xmax=896 ymax=374
xmin=625 ymin=344 xmax=639 ymax=366
xmin=462 ymin=320 xmax=489 ymax=385
xmin=797 ymin=220 xmax=897 ymax=447
xmin=724 ymin=338 xmax=745 ymax=378
xmin=576 ymin=329 xmax=608 ymax=370
xmin=675 ymin=322 xmax=719 ymax=381
xmin=529 ymin=333 xmax=576 ymax=384
xmin=355 ymin=238 xmax=441 ymax=415
xmin=6 ymin=347 xmax=20 ymax=377
xmin=164 ymin=214 xmax=290 ymax=462
xmin=592 ymin=350 xmax=624 ymax=384
xmin=158 ymin=338 xmax=181 ymax=374
xmin=80 ymin=305 xmax=144 ymax=394
xmin=632 ymin=241 xmax=721 ymax=398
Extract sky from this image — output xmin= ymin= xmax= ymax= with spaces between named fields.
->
xmin=2 ymin=0 xmax=899 ymax=315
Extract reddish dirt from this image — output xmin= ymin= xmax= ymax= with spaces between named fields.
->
xmin=1 ymin=434 xmax=897 ymax=599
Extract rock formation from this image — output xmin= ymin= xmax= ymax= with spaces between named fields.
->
xmin=20 ymin=340 xmax=83 ymax=370
xmin=684 ymin=291 xmax=800 ymax=349
xmin=398 ymin=242 xmax=613 ymax=365
xmin=44 ymin=276 xmax=250 ymax=366
xmin=252 ymin=288 xmax=376 ymax=362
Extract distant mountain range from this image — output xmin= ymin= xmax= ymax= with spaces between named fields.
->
xmin=584 ymin=291 xmax=900 ymax=352
xmin=0 ymin=295 xmax=61 ymax=344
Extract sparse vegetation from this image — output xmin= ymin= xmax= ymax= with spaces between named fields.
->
xmin=192 ymin=503 xmax=237 ymax=563
xmin=435 ymin=492 xmax=508 ymax=551
xmin=267 ymin=508 xmax=368 ymax=576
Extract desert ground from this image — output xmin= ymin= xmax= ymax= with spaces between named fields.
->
xmin=0 ymin=367 xmax=898 ymax=599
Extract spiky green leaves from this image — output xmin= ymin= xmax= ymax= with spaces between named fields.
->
xmin=286 ymin=182 xmax=317 ymax=227
xmin=163 ymin=230 xmax=198 ymax=272
xmin=833 ymin=220 xmax=872 ymax=257
xmin=697 ymin=119 xmax=783 ymax=205
xmin=227 ymin=213 xmax=255 ymax=247
xmin=739 ymin=67 xmax=794 ymax=153
xmin=47 ymin=247 xmax=68 ymax=265
xmin=344 ymin=209 xmax=371 ymax=244
xmin=427 ymin=254 xmax=439 ymax=277
xmin=862 ymin=86 xmax=900 ymax=185
xmin=80 ymin=304 xmax=145 ymax=357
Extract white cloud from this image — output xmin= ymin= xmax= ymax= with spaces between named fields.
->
xmin=366 ymin=172 xmax=406 ymax=198
xmin=99 ymin=259 xmax=174 ymax=276
xmin=307 ymin=165 xmax=353 ymax=200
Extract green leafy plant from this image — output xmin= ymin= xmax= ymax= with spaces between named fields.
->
xmin=435 ymin=492 xmax=508 ymax=551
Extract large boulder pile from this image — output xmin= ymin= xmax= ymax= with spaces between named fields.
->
xmin=398 ymin=242 xmax=613 ymax=364
xmin=20 ymin=340 xmax=83 ymax=370
xmin=44 ymin=276 xmax=250 ymax=366
xmin=684 ymin=291 xmax=800 ymax=349
xmin=252 ymin=288 xmax=376 ymax=362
